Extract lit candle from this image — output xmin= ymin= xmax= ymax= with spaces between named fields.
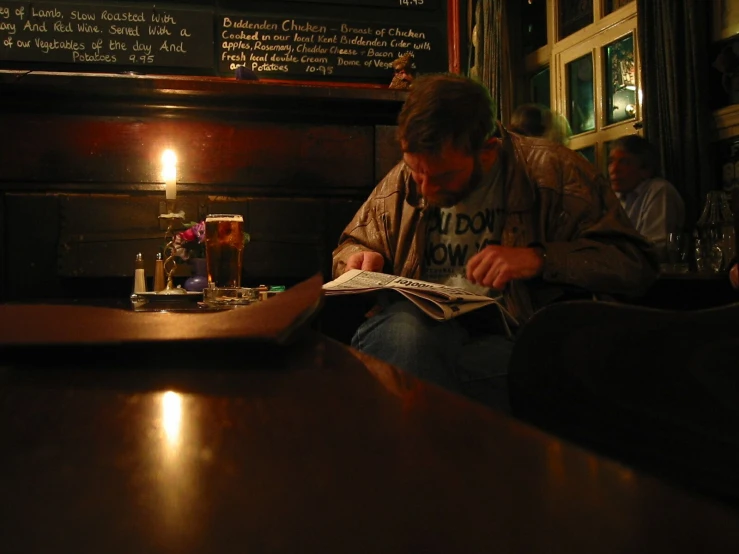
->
xmin=161 ymin=149 xmax=177 ymax=200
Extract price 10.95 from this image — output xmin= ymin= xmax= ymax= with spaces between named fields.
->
xmin=305 ymin=65 xmax=333 ymax=76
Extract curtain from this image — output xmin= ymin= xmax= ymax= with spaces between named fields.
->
xmin=468 ymin=0 xmax=503 ymax=122
xmin=637 ymin=0 xmax=714 ymax=227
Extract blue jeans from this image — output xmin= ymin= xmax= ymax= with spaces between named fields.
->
xmin=351 ymin=298 xmax=514 ymax=413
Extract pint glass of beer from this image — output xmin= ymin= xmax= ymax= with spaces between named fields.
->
xmin=205 ymin=214 xmax=244 ymax=288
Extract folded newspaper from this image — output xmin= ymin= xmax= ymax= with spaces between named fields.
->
xmin=323 ymin=269 xmax=517 ymax=329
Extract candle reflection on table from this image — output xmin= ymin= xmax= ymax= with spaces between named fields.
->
xmin=162 ymin=391 xmax=182 ymax=448
xmin=153 ymin=390 xmax=204 ymax=546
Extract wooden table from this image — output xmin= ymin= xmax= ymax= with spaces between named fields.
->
xmin=637 ymin=270 xmax=737 ymax=310
xmin=1 ymin=284 xmax=739 ymax=552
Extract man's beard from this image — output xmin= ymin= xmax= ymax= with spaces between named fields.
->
xmin=426 ymin=156 xmax=484 ymax=208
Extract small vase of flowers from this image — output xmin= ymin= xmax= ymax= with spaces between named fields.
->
xmin=172 ymin=221 xmax=207 ymax=291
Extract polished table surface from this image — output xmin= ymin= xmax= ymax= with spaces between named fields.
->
xmin=2 ymin=323 xmax=739 ymax=552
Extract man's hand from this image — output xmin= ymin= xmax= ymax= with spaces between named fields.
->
xmin=466 ymin=245 xmax=544 ymax=290
xmin=345 ymin=251 xmax=385 ymax=273
xmin=730 ymin=263 xmax=739 ymax=290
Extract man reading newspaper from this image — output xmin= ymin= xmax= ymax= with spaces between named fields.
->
xmin=332 ymin=74 xmax=657 ymax=413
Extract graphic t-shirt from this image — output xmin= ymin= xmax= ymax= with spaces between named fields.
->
xmin=422 ymin=165 xmax=503 ymax=296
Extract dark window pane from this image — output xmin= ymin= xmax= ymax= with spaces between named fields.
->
xmin=559 ymin=0 xmax=593 ymax=40
xmin=521 ymin=0 xmax=548 ymax=55
xmin=605 ymin=0 xmax=634 ymax=16
xmin=566 ymin=53 xmax=595 ymax=135
xmin=530 ymin=68 xmax=551 ymax=108
xmin=605 ymin=33 xmax=636 ymax=125
xmin=576 ymin=146 xmax=596 ymax=165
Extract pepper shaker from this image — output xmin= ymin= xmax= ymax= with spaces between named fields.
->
xmin=153 ymin=252 xmax=165 ymax=292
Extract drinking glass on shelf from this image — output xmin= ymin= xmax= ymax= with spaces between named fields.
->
xmin=705 ymin=227 xmax=725 ymax=273
xmin=665 ymin=232 xmax=689 ymax=274
xmin=707 ymin=243 xmax=724 ymax=273
xmin=694 ymin=232 xmax=706 ymax=272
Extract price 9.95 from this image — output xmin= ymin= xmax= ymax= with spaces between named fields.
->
xmin=129 ymin=54 xmax=154 ymax=64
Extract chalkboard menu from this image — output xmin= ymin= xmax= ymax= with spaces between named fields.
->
xmin=0 ymin=1 xmax=213 ymax=68
xmin=0 ymin=0 xmax=451 ymax=83
xmin=242 ymin=0 xmax=440 ymax=9
xmin=219 ymin=15 xmax=444 ymax=80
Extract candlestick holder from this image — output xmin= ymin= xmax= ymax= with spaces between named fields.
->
xmin=159 ymin=202 xmax=187 ymax=295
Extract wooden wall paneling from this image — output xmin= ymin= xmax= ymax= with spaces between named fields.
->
xmin=0 ymin=74 xmax=408 ymax=128
xmin=5 ymin=193 xmax=62 ymax=300
xmin=0 ymin=115 xmax=375 ymax=196
xmin=324 ymin=198 xmax=367 ymax=271
xmin=244 ymin=241 xmax=324 ymax=285
xmin=56 ymin=195 xmax=206 ymax=278
xmin=375 ymin=125 xmax=403 ymax=182
xmin=251 ymin=196 xmax=323 ymax=283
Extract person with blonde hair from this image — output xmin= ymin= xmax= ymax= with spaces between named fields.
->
xmin=509 ymin=103 xmax=572 ymax=145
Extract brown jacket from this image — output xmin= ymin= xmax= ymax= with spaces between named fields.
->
xmin=332 ymin=130 xmax=658 ymax=324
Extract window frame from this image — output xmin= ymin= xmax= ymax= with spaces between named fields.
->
xmin=553 ymin=12 xmax=640 ymax=167
xmin=520 ymin=1 xmax=640 ymax=172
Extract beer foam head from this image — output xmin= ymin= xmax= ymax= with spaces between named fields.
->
xmin=206 ymin=214 xmax=243 ymax=223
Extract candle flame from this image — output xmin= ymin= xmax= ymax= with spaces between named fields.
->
xmin=162 ymin=149 xmax=177 ymax=167
xmin=161 ymin=149 xmax=177 ymax=200
xmin=162 ymin=166 xmax=177 ymax=181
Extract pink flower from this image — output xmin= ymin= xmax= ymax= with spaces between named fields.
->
xmin=179 ymin=227 xmax=198 ymax=243
xmin=178 ymin=221 xmax=205 ymax=244
xmin=172 ymin=220 xmax=206 ymax=260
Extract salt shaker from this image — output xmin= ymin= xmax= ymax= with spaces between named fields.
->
xmin=133 ymin=253 xmax=147 ymax=293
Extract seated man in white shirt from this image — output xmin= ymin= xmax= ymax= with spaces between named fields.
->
xmin=608 ymin=135 xmax=685 ymax=254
